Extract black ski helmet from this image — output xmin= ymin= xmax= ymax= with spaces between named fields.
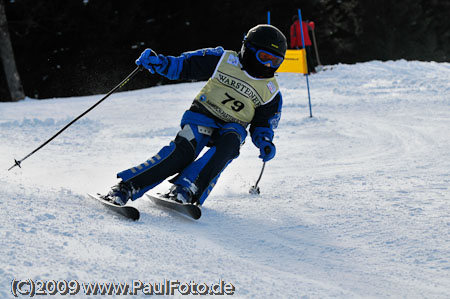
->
xmin=240 ymin=24 xmax=287 ymax=78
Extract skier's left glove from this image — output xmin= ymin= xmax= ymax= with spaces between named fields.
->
xmin=135 ymin=49 xmax=168 ymax=74
xmin=257 ymin=138 xmax=276 ymax=162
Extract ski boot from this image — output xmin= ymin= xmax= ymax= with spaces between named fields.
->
xmin=164 ymin=179 xmax=198 ymax=205
xmin=101 ymin=181 xmax=138 ymax=206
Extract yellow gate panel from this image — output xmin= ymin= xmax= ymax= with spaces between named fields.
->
xmin=277 ymin=49 xmax=308 ymax=74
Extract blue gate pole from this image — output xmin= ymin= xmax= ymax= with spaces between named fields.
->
xmin=267 ymin=11 xmax=271 ymax=24
xmin=298 ymin=8 xmax=313 ymax=117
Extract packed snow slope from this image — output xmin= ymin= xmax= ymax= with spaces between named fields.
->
xmin=1 ymin=60 xmax=450 ymax=298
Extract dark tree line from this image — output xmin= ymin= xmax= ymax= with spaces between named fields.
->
xmin=1 ymin=0 xmax=449 ymax=101
xmin=0 ymin=0 xmax=24 ymax=101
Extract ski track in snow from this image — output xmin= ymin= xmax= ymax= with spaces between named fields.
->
xmin=1 ymin=60 xmax=450 ymax=298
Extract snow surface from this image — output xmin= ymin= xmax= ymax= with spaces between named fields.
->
xmin=1 ymin=60 xmax=450 ymax=298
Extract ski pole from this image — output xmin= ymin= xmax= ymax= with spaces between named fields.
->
xmin=8 ymin=65 xmax=143 ymax=171
xmin=310 ymin=27 xmax=323 ymax=72
xmin=249 ymin=162 xmax=266 ymax=195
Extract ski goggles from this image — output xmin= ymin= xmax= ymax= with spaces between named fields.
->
xmin=246 ymin=43 xmax=284 ymax=68
xmin=255 ymin=49 xmax=284 ymax=68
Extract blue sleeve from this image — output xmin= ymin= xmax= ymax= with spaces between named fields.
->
xmin=156 ymin=47 xmax=224 ymax=81
xmin=250 ymin=92 xmax=283 ymax=147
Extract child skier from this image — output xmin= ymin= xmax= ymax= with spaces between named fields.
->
xmin=102 ymin=24 xmax=287 ymax=206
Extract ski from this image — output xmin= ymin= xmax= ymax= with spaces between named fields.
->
xmin=87 ymin=193 xmax=140 ymax=221
xmin=147 ymin=194 xmax=202 ymax=220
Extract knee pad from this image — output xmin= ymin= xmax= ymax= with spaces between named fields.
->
xmin=214 ymin=131 xmax=241 ymax=158
xmin=220 ymin=123 xmax=247 ymax=144
xmin=177 ymin=124 xmax=212 ymax=156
